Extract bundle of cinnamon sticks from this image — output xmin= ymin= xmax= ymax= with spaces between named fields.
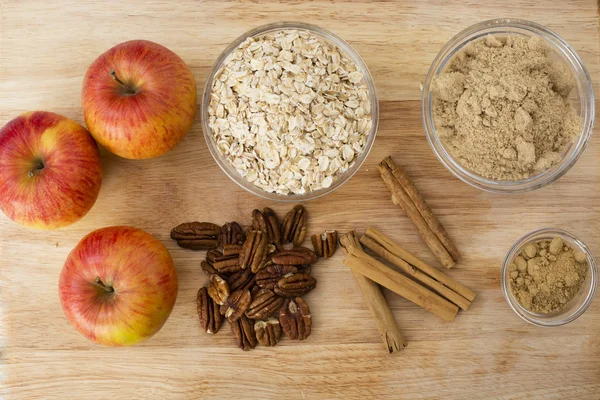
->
xmin=339 ymin=228 xmax=475 ymax=353
xmin=378 ymin=156 xmax=461 ymax=269
xmin=343 ymin=228 xmax=475 ymax=321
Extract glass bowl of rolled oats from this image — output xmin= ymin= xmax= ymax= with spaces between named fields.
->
xmin=202 ymin=22 xmax=378 ymax=201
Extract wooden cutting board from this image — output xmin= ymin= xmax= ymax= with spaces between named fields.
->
xmin=1 ymin=1 xmax=599 ymax=399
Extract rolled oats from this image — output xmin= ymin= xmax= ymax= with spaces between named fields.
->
xmin=208 ymin=29 xmax=373 ymax=195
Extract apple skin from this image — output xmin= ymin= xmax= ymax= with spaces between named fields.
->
xmin=0 ymin=111 xmax=102 ymax=230
xmin=82 ymin=40 xmax=197 ymax=159
xmin=59 ymin=226 xmax=178 ymax=346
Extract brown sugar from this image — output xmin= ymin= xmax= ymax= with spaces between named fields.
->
xmin=432 ymin=35 xmax=582 ymax=181
xmin=509 ymin=237 xmax=588 ymax=314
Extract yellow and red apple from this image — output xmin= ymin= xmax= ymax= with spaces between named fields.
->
xmin=59 ymin=226 xmax=178 ymax=346
xmin=0 ymin=111 xmax=102 ymax=229
xmin=82 ymin=40 xmax=197 ymax=159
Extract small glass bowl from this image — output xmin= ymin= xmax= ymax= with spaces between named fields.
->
xmin=501 ymin=228 xmax=598 ymax=327
xmin=201 ymin=22 xmax=379 ymax=201
xmin=422 ymin=19 xmax=595 ymax=193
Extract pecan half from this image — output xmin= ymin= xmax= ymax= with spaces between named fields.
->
xmin=225 ymin=289 xmax=252 ymax=322
xmin=311 ymin=230 xmax=338 ymax=258
xmin=274 ymin=273 xmax=317 ymax=297
xmin=263 ymin=207 xmax=282 ymax=250
xmin=214 ymin=257 xmax=240 ymax=274
xmin=206 ymin=250 xmax=222 ymax=263
xmin=170 ymin=222 xmax=220 ymax=250
xmin=228 ymin=268 xmax=256 ymax=292
xmin=255 ymin=264 xmax=298 ymax=290
xmin=220 ymin=222 xmax=245 ymax=246
xmin=238 ymin=230 xmax=268 ymax=273
xmin=271 ymin=247 xmax=318 ymax=266
xmin=201 ymin=260 xmax=219 ymax=277
xmin=245 ymin=288 xmax=284 ymax=320
xmin=197 ymin=287 xmax=223 ymax=334
xmin=279 ymin=297 xmax=312 ymax=340
xmin=207 ymin=274 xmax=230 ymax=305
xmin=223 ymin=243 xmax=242 ymax=257
xmin=231 ymin=315 xmax=257 ymax=351
xmin=252 ymin=209 xmax=268 ymax=235
xmin=254 ymin=318 xmax=281 ymax=347
xmin=207 ymin=250 xmax=242 ymax=274
xmin=281 ymin=205 xmax=307 ymax=247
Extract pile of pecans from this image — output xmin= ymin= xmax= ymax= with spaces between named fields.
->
xmin=170 ymin=205 xmax=338 ymax=351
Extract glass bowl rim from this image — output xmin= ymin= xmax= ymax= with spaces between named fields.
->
xmin=421 ymin=18 xmax=595 ymax=194
xmin=201 ymin=21 xmax=379 ymax=202
xmin=501 ymin=227 xmax=598 ymax=327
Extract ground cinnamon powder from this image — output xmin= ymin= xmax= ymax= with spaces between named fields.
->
xmin=509 ymin=237 xmax=588 ymax=314
xmin=432 ymin=35 xmax=582 ymax=180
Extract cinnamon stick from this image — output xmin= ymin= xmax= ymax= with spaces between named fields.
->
xmin=339 ymin=231 xmax=407 ymax=353
xmin=363 ymin=227 xmax=476 ymax=302
xmin=344 ymin=246 xmax=459 ymax=322
xmin=389 ymin=161 xmax=462 ymax=263
xmin=360 ymin=234 xmax=471 ymax=310
xmin=378 ymin=156 xmax=458 ymax=269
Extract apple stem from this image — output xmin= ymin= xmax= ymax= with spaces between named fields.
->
xmin=28 ymin=160 xmax=45 ymax=178
xmin=109 ymin=70 xmax=136 ymax=95
xmin=94 ymin=277 xmax=114 ymax=293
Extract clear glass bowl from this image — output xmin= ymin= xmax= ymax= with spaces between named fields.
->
xmin=422 ymin=19 xmax=594 ymax=193
xmin=201 ymin=22 xmax=379 ymax=201
xmin=501 ymin=228 xmax=598 ymax=327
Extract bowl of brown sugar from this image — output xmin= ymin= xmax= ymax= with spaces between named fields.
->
xmin=422 ymin=19 xmax=594 ymax=193
xmin=502 ymin=228 xmax=597 ymax=327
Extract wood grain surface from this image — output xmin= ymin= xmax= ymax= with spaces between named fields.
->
xmin=1 ymin=1 xmax=599 ymax=399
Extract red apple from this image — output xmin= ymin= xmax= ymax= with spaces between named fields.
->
xmin=0 ymin=111 xmax=102 ymax=229
xmin=59 ymin=226 xmax=178 ymax=346
xmin=82 ymin=40 xmax=197 ymax=159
